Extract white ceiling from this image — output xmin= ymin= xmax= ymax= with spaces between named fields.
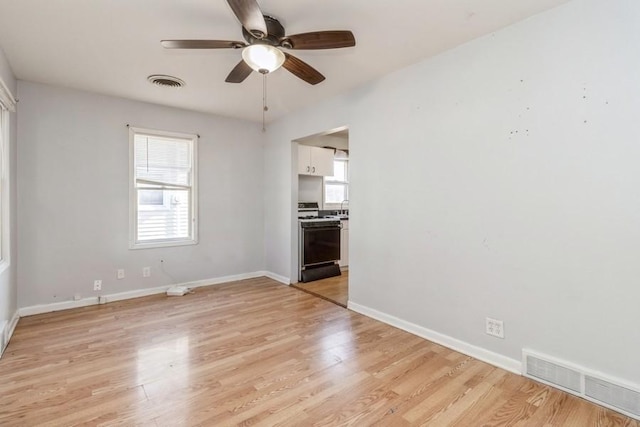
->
xmin=0 ymin=0 xmax=571 ymax=123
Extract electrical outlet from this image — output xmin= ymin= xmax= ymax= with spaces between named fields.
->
xmin=117 ymin=269 xmax=125 ymax=279
xmin=143 ymin=267 xmax=151 ymax=277
xmin=486 ymin=317 xmax=504 ymax=339
xmin=93 ymin=280 xmax=102 ymax=291
xmin=73 ymin=293 xmax=81 ymax=301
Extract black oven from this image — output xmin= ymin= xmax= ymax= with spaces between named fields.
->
xmin=299 ymin=220 xmax=342 ymax=282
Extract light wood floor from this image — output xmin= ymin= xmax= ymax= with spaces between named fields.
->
xmin=292 ymin=270 xmax=349 ymax=307
xmin=1 ymin=277 xmax=637 ymax=426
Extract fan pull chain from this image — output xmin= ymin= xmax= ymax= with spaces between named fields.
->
xmin=262 ymin=72 xmax=268 ymax=132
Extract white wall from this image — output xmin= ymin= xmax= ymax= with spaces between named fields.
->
xmin=0 ymin=46 xmax=18 ymax=349
xmin=298 ymin=135 xmax=349 ymax=151
xmin=265 ymin=0 xmax=640 ymax=385
xmin=298 ymin=175 xmax=323 ymax=205
xmin=17 ymin=81 xmax=265 ymax=308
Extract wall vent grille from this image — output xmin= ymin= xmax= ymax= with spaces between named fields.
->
xmin=526 ymin=354 xmax=581 ymax=393
xmin=585 ymin=375 xmax=640 ymax=417
xmin=523 ymin=350 xmax=639 ymax=421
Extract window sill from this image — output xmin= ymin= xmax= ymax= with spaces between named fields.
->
xmin=129 ymin=239 xmax=198 ymax=250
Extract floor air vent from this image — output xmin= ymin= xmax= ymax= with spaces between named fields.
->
xmin=585 ymin=375 xmax=640 ymax=418
xmin=525 ymin=354 xmax=581 ymax=393
xmin=523 ymin=350 xmax=640 ymax=421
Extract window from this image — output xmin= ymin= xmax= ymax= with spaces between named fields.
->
xmin=0 ymin=77 xmax=16 ymax=266
xmin=129 ymin=127 xmax=198 ymax=249
xmin=324 ymin=158 xmax=349 ymax=209
xmin=0 ymin=109 xmax=6 ymax=262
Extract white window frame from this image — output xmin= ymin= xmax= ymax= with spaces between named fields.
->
xmin=0 ymin=109 xmax=8 ymax=269
xmin=0 ymin=77 xmax=15 ymax=272
xmin=323 ymin=158 xmax=349 ymax=210
xmin=129 ymin=126 xmax=198 ymax=249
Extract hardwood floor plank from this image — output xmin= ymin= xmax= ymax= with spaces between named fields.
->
xmin=0 ymin=276 xmax=637 ymax=426
xmin=292 ymin=270 xmax=349 ymax=307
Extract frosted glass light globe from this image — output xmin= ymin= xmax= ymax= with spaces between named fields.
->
xmin=242 ymin=45 xmax=285 ymax=74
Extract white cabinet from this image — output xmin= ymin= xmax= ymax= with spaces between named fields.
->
xmin=339 ymin=220 xmax=349 ymax=268
xmin=298 ymin=145 xmax=334 ymax=176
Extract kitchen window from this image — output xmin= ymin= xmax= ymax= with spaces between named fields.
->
xmin=324 ymin=158 xmax=349 ymax=209
xmin=129 ymin=127 xmax=198 ymax=249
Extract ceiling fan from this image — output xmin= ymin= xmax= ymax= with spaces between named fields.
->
xmin=161 ymin=0 xmax=356 ymax=85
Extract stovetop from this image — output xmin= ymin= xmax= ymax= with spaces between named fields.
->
xmin=297 ymin=201 xmax=345 ymax=223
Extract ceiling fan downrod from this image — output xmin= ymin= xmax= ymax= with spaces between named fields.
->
xmin=262 ymin=72 xmax=268 ymax=132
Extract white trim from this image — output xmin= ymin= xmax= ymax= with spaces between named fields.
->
xmin=0 ymin=310 xmax=19 ymax=357
xmin=19 ymin=271 xmax=276 ymax=317
xmin=0 ymin=107 xmax=10 ymax=268
xmin=0 ymin=320 xmax=5 ymax=352
xmin=348 ymin=301 xmax=522 ymax=375
xmin=129 ymin=239 xmax=198 ymax=250
xmin=264 ymin=271 xmax=290 ymax=285
xmin=19 ymin=298 xmax=98 ymax=317
xmin=9 ymin=311 xmax=19 ymax=335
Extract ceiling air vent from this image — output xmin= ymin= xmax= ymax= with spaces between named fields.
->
xmin=147 ymin=75 xmax=185 ymax=88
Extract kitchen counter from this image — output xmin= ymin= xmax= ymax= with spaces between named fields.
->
xmin=321 ymin=215 xmax=348 ymax=220
xmin=319 ymin=210 xmax=348 ymax=220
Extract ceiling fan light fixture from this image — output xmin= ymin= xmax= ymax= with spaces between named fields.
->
xmin=242 ymin=44 xmax=285 ymax=74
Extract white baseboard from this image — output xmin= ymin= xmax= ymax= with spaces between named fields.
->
xmin=0 ymin=320 xmax=5 ymax=351
xmin=263 ymin=271 xmax=290 ymax=285
xmin=0 ymin=310 xmax=19 ymax=358
xmin=348 ymin=301 xmax=522 ymax=375
xmin=19 ymin=298 xmax=98 ymax=317
xmin=19 ymin=271 xmax=275 ymax=317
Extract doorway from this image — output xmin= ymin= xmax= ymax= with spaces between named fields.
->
xmin=292 ymin=127 xmax=349 ymax=307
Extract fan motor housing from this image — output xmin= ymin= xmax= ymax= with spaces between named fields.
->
xmin=243 ymin=15 xmax=285 ymax=46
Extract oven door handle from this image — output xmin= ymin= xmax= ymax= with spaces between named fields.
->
xmin=303 ymin=225 xmax=341 ymax=232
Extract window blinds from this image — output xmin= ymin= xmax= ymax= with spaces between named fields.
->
xmin=134 ymin=133 xmax=194 ymax=243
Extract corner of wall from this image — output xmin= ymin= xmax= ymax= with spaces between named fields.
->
xmin=0 ymin=310 xmax=19 ymax=358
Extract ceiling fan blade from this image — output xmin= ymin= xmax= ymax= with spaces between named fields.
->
xmin=283 ymin=53 xmax=325 ymax=85
xmin=281 ymin=31 xmax=356 ymax=50
xmin=161 ymin=40 xmax=246 ymax=49
xmin=225 ymin=60 xmax=253 ymax=83
xmin=226 ymin=0 xmax=268 ymax=39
